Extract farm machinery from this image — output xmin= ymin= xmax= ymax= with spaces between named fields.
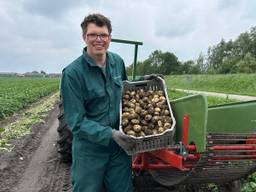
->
xmin=57 ymin=39 xmax=256 ymax=191
xmin=58 ymin=93 xmax=256 ymax=191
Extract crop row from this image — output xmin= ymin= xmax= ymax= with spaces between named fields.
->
xmin=0 ymin=77 xmax=59 ymax=119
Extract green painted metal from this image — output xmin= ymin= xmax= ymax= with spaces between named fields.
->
xmin=133 ymin=44 xmax=138 ymax=80
xmin=170 ymin=94 xmax=208 ymax=152
xmin=207 ymin=100 xmax=256 ymax=133
xmin=111 ymin=38 xmax=143 ymax=80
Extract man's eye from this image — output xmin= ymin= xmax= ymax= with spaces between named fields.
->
xmin=100 ymin=34 xmax=108 ymax=38
xmin=90 ymin=34 xmax=97 ymax=37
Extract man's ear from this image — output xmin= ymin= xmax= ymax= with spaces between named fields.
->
xmin=82 ymin=33 xmax=87 ymax=43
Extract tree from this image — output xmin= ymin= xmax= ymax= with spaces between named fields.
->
xmin=40 ymin=70 xmax=47 ymax=75
xmin=234 ymin=52 xmax=256 ymax=73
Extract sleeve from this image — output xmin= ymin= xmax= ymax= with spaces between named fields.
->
xmin=60 ymin=70 xmax=112 ymax=146
xmin=121 ymin=59 xmax=128 ymax=81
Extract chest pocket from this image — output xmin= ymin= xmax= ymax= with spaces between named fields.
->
xmin=85 ymin=89 xmax=108 ymax=115
xmin=87 ymin=89 xmax=105 ymax=99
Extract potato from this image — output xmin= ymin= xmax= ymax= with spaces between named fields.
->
xmin=145 ymin=114 xmax=152 ymax=121
xmin=133 ymin=124 xmax=142 ymax=133
xmin=131 ymin=119 xmax=140 ymax=125
xmin=127 ymin=130 xmax=136 ymax=136
xmin=122 ymin=119 xmax=129 ymax=127
xmin=121 ymin=88 xmax=173 ymax=137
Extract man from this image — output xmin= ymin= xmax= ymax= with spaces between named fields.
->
xmin=61 ymin=13 xmax=134 ymax=192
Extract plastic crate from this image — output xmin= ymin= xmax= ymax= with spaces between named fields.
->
xmin=119 ymin=77 xmax=176 ymax=155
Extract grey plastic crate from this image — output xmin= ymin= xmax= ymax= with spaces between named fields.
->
xmin=119 ymin=77 xmax=176 ymax=155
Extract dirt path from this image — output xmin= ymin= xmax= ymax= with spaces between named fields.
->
xmin=175 ymin=88 xmax=256 ymax=101
xmin=0 ymin=106 xmax=72 ymax=192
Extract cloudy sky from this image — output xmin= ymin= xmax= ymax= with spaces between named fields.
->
xmin=0 ymin=0 xmax=255 ymax=73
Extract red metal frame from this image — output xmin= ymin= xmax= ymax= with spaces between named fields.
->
xmin=132 ymin=115 xmax=256 ymax=172
xmin=132 ymin=114 xmax=200 ymax=171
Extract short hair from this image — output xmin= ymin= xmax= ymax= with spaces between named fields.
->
xmin=81 ymin=13 xmax=112 ymax=34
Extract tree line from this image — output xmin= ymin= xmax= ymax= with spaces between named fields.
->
xmin=126 ymin=26 xmax=256 ymax=75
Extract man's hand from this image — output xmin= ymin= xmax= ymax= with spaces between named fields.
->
xmin=112 ymin=129 xmax=135 ymax=152
xmin=144 ymin=74 xmax=164 ymax=81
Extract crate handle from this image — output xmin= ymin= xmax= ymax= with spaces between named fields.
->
xmin=134 ymin=83 xmax=148 ymax=88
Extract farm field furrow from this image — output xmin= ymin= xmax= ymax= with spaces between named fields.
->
xmin=0 ymin=77 xmax=59 ymax=119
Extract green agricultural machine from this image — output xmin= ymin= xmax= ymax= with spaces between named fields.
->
xmin=57 ymin=39 xmax=256 ymax=191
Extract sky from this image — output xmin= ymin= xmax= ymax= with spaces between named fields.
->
xmin=0 ymin=0 xmax=256 ymax=73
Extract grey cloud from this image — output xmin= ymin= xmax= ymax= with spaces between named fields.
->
xmin=22 ymin=0 xmax=86 ymax=19
xmin=217 ymin=0 xmax=240 ymax=10
xmin=1 ymin=0 xmax=256 ymax=73
xmin=155 ymin=13 xmax=195 ymax=38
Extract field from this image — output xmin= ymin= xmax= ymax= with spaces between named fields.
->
xmin=0 ymin=77 xmax=60 ymax=119
xmin=168 ymin=89 xmax=237 ymax=106
xmin=166 ymin=73 xmax=256 ymax=96
xmin=0 ymin=75 xmax=255 ymax=192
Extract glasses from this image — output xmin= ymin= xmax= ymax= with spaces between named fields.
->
xmin=86 ymin=33 xmax=110 ymax=41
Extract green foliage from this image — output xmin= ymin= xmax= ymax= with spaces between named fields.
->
xmin=126 ymin=50 xmax=182 ymax=76
xmin=166 ymin=74 xmax=256 ymax=96
xmin=206 ymin=26 xmax=256 ymax=74
xmin=127 ymin=26 xmax=256 ymax=77
xmin=0 ymin=77 xmax=59 ymax=119
xmin=0 ymin=93 xmax=58 ymax=151
xmin=168 ymin=89 xmax=236 ymax=106
xmin=242 ymin=172 xmax=256 ymax=192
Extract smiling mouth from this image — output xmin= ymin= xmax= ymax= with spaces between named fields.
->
xmin=94 ymin=45 xmax=104 ymax=50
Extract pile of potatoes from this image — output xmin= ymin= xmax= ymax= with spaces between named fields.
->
xmin=121 ymin=89 xmax=173 ymax=137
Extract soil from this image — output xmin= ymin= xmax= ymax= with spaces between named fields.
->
xmin=0 ymin=103 xmax=224 ymax=192
xmin=0 ymin=104 xmax=181 ymax=192
xmin=0 ymin=105 xmax=72 ymax=192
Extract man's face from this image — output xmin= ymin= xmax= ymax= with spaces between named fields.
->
xmin=83 ymin=23 xmax=111 ymax=57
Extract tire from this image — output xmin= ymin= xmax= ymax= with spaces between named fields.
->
xmin=57 ymin=101 xmax=73 ymax=163
xmin=133 ymin=171 xmax=178 ymax=192
xmin=218 ymin=180 xmax=241 ymax=192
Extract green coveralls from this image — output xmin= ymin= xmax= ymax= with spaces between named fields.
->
xmin=61 ymin=48 xmax=132 ymax=192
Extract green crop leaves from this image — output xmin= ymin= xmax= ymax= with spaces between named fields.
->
xmin=0 ymin=77 xmax=59 ymax=119
xmin=0 ymin=92 xmax=59 ymax=151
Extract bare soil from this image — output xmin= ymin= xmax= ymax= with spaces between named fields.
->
xmin=0 ymin=105 xmax=72 ymax=192
xmin=0 ymin=104 xmax=205 ymax=192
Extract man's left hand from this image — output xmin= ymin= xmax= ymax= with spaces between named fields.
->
xmin=144 ymin=74 xmax=164 ymax=81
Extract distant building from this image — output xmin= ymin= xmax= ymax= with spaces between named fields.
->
xmin=47 ymin=73 xmax=61 ymax=78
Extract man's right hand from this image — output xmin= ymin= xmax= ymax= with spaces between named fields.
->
xmin=112 ymin=129 xmax=135 ymax=152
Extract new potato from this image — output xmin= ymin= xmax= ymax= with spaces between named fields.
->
xmin=121 ymin=89 xmax=173 ymax=137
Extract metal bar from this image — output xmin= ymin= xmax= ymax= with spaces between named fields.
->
xmin=210 ymin=145 xmax=256 ymax=150
xmin=132 ymin=44 xmax=138 ymax=80
xmin=182 ymin=115 xmax=189 ymax=145
xmin=110 ymin=38 xmax=143 ymax=79
xmin=150 ymin=150 xmax=188 ymax=171
xmin=111 ymin=38 xmax=143 ymax=45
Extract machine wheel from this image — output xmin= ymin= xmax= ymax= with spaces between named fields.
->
xmin=57 ymin=102 xmax=73 ymax=163
xmin=133 ymin=171 xmax=181 ymax=192
xmin=218 ymin=180 xmax=241 ymax=192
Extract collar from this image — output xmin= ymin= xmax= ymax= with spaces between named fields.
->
xmin=83 ymin=47 xmax=114 ymax=68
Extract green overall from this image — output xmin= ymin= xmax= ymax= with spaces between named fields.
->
xmin=61 ymin=48 xmax=132 ymax=192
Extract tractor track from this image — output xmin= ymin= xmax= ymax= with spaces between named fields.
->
xmin=46 ymin=159 xmax=72 ymax=192
xmin=0 ymin=105 xmax=72 ymax=192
